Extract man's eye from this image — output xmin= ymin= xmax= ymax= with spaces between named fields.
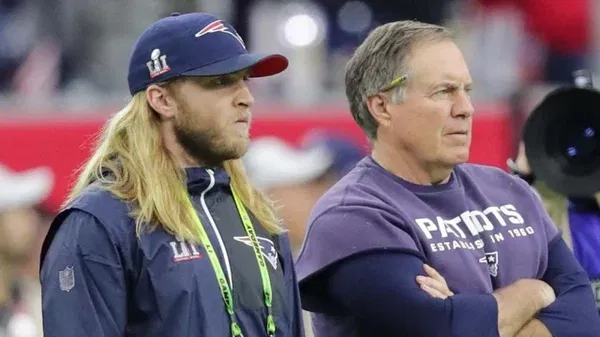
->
xmin=437 ymin=87 xmax=454 ymax=95
xmin=204 ymin=73 xmax=249 ymax=88
xmin=212 ymin=77 xmax=232 ymax=86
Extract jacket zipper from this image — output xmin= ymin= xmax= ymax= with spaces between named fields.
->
xmin=201 ymin=169 xmax=234 ymax=290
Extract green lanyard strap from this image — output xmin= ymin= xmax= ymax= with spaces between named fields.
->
xmin=190 ymin=185 xmax=276 ymax=337
xmin=231 ymin=187 xmax=276 ymax=336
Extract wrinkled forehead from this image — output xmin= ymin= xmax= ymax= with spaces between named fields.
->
xmin=405 ymin=40 xmax=472 ymax=86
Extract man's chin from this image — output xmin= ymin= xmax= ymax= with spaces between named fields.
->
xmin=215 ymin=141 xmax=250 ymax=164
xmin=446 ymin=148 xmax=470 ymax=165
xmin=454 ymin=153 xmax=469 ymax=165
xmin=232 ymin=137 xmax=250 ymax=157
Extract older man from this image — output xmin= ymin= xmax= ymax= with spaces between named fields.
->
xmin=295 ymin=20 xmax=600 ymax=337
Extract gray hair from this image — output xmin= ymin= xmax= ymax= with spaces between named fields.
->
xmin=345 ymin=20 xmax=453 ymax=140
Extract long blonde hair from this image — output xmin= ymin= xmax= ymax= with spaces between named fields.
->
xmin=66 ymin=91 xmax=282 ymax=242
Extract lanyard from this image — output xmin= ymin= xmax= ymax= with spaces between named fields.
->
xmin=190 ymin=186 xmax=276 ymax=337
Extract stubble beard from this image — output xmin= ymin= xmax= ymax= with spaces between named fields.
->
xmin=173 ymin=117 xmax=249 ymax=168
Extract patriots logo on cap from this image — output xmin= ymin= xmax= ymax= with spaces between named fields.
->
xmin=234 ymin=236 xmax=278 ymax=270
xmin=195 ymin=20 xmax=246 ymax=49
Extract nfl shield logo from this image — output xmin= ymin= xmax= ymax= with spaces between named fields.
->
xmin=59 ymin=266 xmax=75 ymax=292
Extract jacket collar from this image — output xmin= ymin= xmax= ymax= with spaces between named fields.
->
xmin=185 ymin=166 xmax=230 ymax=194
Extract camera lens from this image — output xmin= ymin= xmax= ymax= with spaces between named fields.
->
xmin=549 ymin=118 xmax=600 ymax=176
xmin=563 ymin=126 xmax=597 ymax=157
xmin=524 ymin=86 xmax=600 ymax=197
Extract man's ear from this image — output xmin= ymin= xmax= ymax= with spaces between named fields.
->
xmin=146 ymin=84 xmax=178 ymax=119
xmin=366 ymin=93 xmax=392 ymax=128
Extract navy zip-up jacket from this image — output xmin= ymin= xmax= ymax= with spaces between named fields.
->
xmin=39 ymin=167 xmax=304 ymax=337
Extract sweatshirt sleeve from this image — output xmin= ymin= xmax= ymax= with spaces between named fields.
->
xmin=40 ymin=210 xmax=128 ymax=337
xmin=322 ymin=250 xmax=500 ymax=337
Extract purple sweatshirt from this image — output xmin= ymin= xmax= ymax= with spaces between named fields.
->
xmin=296 ymin=156 xmax=600 ymax=336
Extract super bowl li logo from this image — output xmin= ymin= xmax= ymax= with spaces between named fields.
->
xmin=147 ymin=48 xmax=171 ymax=79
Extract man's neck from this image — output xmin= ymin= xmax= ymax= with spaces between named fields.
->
xmin=371 ymin=139 xmax=452 ymax=185
xmin=161 ymin=127 xmax=200 ymax=168
xmin=168 ymin=141 xmax=200 ymax=169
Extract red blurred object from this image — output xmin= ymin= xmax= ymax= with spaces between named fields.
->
xmin=0 ymin=105 xmax=511 ymax=213
xmin=476 ymin=0 xmax=592 ymax=54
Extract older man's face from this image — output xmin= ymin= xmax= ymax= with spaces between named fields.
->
xmin=387 ymin=40 xmax=474 ymax=169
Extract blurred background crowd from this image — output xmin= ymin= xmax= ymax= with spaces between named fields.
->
xmin=1 ymin=0 xmax=599 ymax=336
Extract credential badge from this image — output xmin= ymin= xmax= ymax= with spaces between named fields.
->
xmin=59 ymin=266 xmax=75 ymax=292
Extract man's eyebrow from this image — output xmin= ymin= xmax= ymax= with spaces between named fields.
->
xmin=427 ymin=80 xmax=473 ymax=91
xmin=427 ymin=81 xmax=457 ymax=91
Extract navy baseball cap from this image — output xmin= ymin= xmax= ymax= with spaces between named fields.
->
xmin=127 ymin=12 xmax=289 ymax=95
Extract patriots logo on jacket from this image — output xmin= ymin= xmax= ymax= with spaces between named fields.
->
xmin=234 ymin=236 xmax=278 ymax=270
xmin=479 ymin=251 xmax=499 ymax=277
xmin=195 ymin=20 xmax=246 ymax=49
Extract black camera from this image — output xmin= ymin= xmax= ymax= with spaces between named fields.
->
xmin=523 ymin=70 xmax=600 ymax=197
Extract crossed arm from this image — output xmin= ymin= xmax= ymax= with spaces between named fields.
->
xmin=413 ymin=185 xmax=600 ymax=337
xmin=318 ymin=238 xmax=600 ymax=337
xmin=521 ymin=236 xmax=600 ymax=336
xmin=418 ymin=265 xmax=553 ymax=337
xmin=419 ymin=265 xmax=555 ymax=337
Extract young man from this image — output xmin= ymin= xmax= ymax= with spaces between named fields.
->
xmin=40 ymin=12 xmax=304 ymax=337
xmin=295 ymin=20 xmax=600 ymax=336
